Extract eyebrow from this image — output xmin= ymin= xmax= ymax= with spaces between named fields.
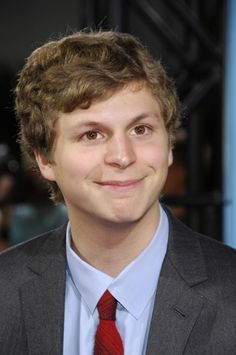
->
xmin=128 ymin=112 xmax=160 ymax=125
xmin=71 ymin=112 xmax=161 ymax=130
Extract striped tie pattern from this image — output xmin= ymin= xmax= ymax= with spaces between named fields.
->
xmin=94 ymin=290 xmax=124 ymax=355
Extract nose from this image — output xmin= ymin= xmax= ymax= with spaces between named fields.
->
xmin=104 ymin=135 xmax=136 ymax=169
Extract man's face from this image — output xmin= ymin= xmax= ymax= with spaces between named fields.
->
xmin=37 ymin=85 xmax=173 ymax=226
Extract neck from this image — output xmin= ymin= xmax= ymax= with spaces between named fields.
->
xmin=69 ymin=203 xmax=160 ymax=277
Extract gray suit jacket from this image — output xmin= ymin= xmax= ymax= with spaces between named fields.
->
xmin=1 ymin=209 xmax=236 ymax=355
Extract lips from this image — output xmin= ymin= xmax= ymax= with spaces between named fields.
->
xmin=95 ymin=178 xmax=144 ymax=189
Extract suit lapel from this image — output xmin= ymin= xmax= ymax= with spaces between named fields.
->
xmin=20 ymin=226 xmax=67 ymax=355
xmin=146 ymin=258 xmax=206 ymax=355
xmin=18 ymin=209 xmax=209 ymax=354
xmin=146 ymin=209 xmax=208 ymax=355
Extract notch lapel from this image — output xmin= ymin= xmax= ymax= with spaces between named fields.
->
xmin=20 ymin=227 xmax=67 ymax=355
xmin=146 ymin=258 xmax=206 ymax=355
xmin=146 ymin=209 xmax=209 ymax=355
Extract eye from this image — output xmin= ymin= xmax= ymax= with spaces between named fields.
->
xmin=81 ymin=130 xmax=103 ymax=141
xmin=130 ymin=125 xmax=151 ymax=136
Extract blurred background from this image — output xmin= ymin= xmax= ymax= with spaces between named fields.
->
xmin=0 ymin=0 xmax=235 ymax=250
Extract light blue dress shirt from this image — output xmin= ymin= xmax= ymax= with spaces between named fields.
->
xmin=63 ymin=205 xmax=169 ymax=355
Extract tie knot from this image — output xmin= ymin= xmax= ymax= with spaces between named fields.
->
xmin=97 ymin=290 xmax=117 ymax=320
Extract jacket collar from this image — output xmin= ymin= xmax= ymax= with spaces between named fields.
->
xmin=146 ymin=208 xmax=208 ymax=354
xmin=19 ymin=208 xmax=209 ymax=354
xmin=20 ymin=224 xmax=67 ymax=355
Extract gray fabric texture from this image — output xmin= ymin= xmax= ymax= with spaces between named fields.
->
xmin=1 ymin=208 xmax=236 ymax=355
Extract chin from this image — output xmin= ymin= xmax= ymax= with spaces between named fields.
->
xmin=103 ymin=210 xmax=146 ymax=226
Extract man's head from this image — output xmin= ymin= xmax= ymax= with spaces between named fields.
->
xmin=15 ymin=30 xmax=181 ymax=203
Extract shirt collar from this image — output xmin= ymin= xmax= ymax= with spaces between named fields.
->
xmin=66 ymin=204 xmax=169 ymax=319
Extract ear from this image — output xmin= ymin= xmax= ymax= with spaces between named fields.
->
xmin=34 ymin=152 xmax=56 ymax=181
xmin=168 ymin=149 xmax=173 ymax=167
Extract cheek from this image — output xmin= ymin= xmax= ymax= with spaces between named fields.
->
xmin=65 ymin=151 xmax=104 ymax=180
xmin=138 ymin=144 xmax=170 ymax=167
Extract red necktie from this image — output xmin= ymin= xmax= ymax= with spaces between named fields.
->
xmin=94 ymin=290 xmax=124 ymax=355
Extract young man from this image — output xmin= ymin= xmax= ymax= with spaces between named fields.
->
xmin=1 ymin=30 xmax=236 ymax=355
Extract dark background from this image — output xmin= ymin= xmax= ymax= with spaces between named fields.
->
xmin=0 ymin=0 xmax=224 ymax=245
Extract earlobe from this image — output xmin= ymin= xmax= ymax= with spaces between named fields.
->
xmin=34 ymin=152 xmax=56 ymax=181
xmin=168 ymin=149 xmax=173 ymax=167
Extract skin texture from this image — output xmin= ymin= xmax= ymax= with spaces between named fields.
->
xmin=36 ymin=85 xmax=173 ymax=276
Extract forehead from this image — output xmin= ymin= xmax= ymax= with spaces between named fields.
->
xmin=57 ymin=85 xmax=163 ymax=129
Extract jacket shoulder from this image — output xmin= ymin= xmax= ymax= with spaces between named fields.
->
xmin=0 ymin=224 xmax=67 ymax=353
xmin=0 ymin=223 xmax=67 ymax=283
xmin=166 ymin=207 xmax=236 ymax=299
xmin=166 ymin=205 xmax=236 ymax=262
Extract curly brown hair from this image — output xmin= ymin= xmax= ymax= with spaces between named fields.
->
xmin=15 ymin=30 xmax=181 ymax=203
